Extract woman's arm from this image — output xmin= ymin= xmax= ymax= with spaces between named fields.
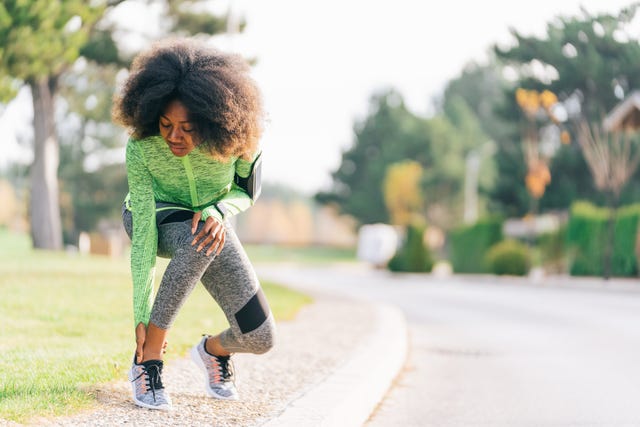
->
xmin=126 ymin=140 xmax=158 ymax=327
xmin=200 ymin=150 xmax=262 ymax=223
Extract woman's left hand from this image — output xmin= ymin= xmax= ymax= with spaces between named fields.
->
xmin=191 ymin=211 xmax=226 ymax=256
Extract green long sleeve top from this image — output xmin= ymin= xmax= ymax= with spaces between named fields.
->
xmin=125 ymin=136 xmax=258 ymax=326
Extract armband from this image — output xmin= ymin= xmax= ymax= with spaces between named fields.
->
xmin=234 ymin=152 xmax=262 ymax=201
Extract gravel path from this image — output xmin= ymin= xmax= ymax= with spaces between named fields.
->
xmin=17 ymin=294 xmax=374 ymax=427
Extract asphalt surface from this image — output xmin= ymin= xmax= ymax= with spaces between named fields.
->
xmin=258 ymin=264 xmax=640 ymax=427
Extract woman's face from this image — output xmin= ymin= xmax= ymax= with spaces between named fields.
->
xmin=159 ymin=99 xmax=197 ymax=157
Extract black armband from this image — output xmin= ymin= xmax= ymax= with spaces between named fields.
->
xmin=234 ymin=152 xmax=262 ymax=201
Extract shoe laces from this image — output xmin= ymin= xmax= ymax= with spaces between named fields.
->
xmin=132 ymin=361 xmax=165 ymax=400
xmin=208 ymin=354 xmax=235 ymax=383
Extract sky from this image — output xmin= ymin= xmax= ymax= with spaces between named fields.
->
xmin=0 ymin=0 xmax=637 ymax=194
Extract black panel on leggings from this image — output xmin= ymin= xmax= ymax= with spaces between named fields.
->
xmin=235 ymin=289 xmax=269 ymax=334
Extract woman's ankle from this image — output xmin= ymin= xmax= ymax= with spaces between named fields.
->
xmin=205 ymin=335 xmax=231 ymax=357
xmin=140 ymin=352 xmax=164 ymax=363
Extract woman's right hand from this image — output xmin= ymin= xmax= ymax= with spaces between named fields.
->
xmin=135 ymin=322 xmax=146 ymax=364
xmin=135 ymin=322 xmax=168 ymax=364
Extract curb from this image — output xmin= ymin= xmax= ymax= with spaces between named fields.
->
xmin=262 ymin=303 xmax=407 ymax=427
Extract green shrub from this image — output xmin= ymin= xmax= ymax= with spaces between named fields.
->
xmin=449 ymin=216 xmax=503 ymax=273
xmin=566 ymin=201 xmax=640 ymax=277
xmin=566 ymin=201 xmax=608 ymax=276
xmin=387 ymin=223 xmax=433 ymax=273
xmin=485 ymin=239 xmax=531 ymax=276
xmin=612 ymin=204 xmax=640 ymax=276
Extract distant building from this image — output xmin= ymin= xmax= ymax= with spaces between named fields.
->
xmin=603 ymin=91 xmax=640 ymax=133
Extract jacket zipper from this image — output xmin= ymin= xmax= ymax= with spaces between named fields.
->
xmin=182 ymin=156 xmax=200 ymax=207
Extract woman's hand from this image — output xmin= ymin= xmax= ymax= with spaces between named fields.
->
xmin=135 ymin=322 xmax=146 ymax=364
xmin=191 ymin=211 xmax=226 ymax=256
xmin=134 ymin=322 xmax=168 ymax=364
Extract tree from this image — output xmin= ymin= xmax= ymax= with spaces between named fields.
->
xmin=318 ymin=88 xmax=490 ymax=228
xmin=0 ymin=0 xmax=232 ymax=249
xmin=0 ymin=1 xmax=107 ymax=249
xmin=490 ymin=3 xmax=640 ymax=215
xmin=438 ymin=61 xmax=511 ymax=145
xmin=575 ymin=120 xmax=640 ymax=278
xmin=316 ymin=89 xmax=433 ymax=225
xmin=383 ymin=161 xmax=424 ymax=226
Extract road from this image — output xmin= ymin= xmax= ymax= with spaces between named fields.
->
xmin=257 ymin=263 xmax=640 ymax=427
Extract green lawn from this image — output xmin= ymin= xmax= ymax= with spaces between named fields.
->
xmin=0 ymin=230 xmax=312 ymax=423
xmin=245 ymin=243 xmax=357 ymax=264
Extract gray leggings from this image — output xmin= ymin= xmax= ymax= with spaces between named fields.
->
xmin=123 ymin=207 xmax=275 ymax=354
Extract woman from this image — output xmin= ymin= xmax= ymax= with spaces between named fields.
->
xmin=113 ymin=38 xmax=275 ymax=411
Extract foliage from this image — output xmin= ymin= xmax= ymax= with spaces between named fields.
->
xmin=316 ymin=90 xmax=430 ymax=225
xmin=495 ymin=4 xmax=640 ymax=120
xmin=318 ymin=89 xmax=486 ymax=228
xmin=448 ymin=217 xmax=503 ymax=273
xmin=383 ymin=160 xmax=423 ymax=226
xmin=485 ymin=239 xmax=531 ymax=276
xmin=439 ymin=61 xmax=512 ymax=145
xmin=566 ymin=201 xmax=640 ymax=277
xmin=575 ymin=121 xmax=640 ymax=199
xmin=488 ymin=4 xmax=640 ymax=216
xmin=387 ymin=223 xmax=433 ymax=273
xmin=566 ymin=201 xmax=608 ymax=276
xmin=0 ymin=0 xmax=104 ymax=97
xmin=612 ymin=204 xmax=640 ymax=276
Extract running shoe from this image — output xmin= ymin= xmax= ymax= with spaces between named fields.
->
xmin=128 ymin=357 xmax=172 ymax=410
xmin=190 ymin=336 xmax=239 ymax=400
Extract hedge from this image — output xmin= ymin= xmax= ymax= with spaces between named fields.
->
xmin=449 ymin=216 xmax=503 ymax=273
xmin=388 ymin=223 xmax=433 ymax=273
xmin=566 ymin=201 xmax=640 ymax=277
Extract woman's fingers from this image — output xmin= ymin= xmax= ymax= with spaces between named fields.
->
xmin=191 ymin=216 xmax=225 ymax=255
xmin=206 ymin=226 xmax=226 ymax=256
xmin=191 ymin=211 xmax=203 ymax=234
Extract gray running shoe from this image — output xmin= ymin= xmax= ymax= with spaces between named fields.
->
xmin=128 ymin=358 xmax=172 ymax=410
xmin=190 ymin=336 xmax=239 ymax=400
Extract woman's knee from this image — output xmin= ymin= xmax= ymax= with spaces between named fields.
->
xmin=223 ymin=316 xmax=276 ymax=354
xmin=242 ymin=316 xmax=276 ymax=354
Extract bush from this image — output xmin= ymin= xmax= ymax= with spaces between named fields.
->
xmin=485 ymin=239 xmax=531 ymax=276
xmin=387 ymin=223 xmax=433 ymax=273
xmin=448 ymin=216 xmax=503 ymax=273
xmin=612 ymin=204 xmax=640 ymax=276
xmin=566 ymin=201 xmax=640 ymax=277
xmin=566 ymin=202 xmax=608 ymax=276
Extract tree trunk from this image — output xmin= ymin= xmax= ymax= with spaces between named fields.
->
xmin=29 ymin=77 xmax=63 ymax=250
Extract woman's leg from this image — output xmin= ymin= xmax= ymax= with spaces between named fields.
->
xmin=150 ymin=219 xmax=218 ymax=329
xmin=199 ymin=225 xmax=276 ymax=355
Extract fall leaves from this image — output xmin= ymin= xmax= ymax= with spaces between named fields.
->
xmin=515 ymin=88 xmax=569 ymax=201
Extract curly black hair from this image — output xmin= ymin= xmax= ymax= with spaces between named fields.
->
xmin=112 ymin=38 xmax=264 ymax=160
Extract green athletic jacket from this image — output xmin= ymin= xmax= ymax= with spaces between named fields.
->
xmin=125 ymin=136 xmax=258 ymax=326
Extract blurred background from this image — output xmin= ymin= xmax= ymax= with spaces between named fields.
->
xmin=2 ymin=0 xmax=640 ymax=279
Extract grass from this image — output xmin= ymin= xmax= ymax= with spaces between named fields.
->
xmin=0 ymin=229 xmax=312 ymax=423
xmin=244 ymin=243 xmax=357 ymax=264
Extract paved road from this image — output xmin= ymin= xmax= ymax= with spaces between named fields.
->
xmin=257 ymin=264 xmax=640 ymax=427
